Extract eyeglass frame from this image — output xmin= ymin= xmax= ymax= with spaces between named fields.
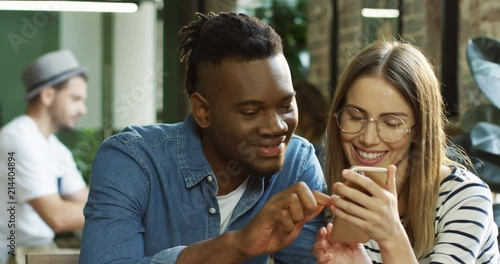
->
xmin=333 ymin=106 xmax=415 ymax=143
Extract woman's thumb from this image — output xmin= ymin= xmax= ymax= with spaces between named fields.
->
xmin=386 ymin=165 xmax=397 ymax=195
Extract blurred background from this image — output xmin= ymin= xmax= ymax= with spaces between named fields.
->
xmin=0 ymin=0 xmax=499 ymax=184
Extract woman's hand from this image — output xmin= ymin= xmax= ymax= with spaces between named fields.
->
xmin=331 ymin=165 xmax=407 ymax=247
xmin=313 ymin=223 xmax=371 ymax=264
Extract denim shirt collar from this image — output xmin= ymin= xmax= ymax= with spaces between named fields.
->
xmin=177 ymin=114 xmax=215 ymax=188
xmin=177 ymin=114 xmax=269 ymax=203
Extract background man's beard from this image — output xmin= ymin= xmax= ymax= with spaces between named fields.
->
xmin=52 ymin=116 xmax=77 ymax=132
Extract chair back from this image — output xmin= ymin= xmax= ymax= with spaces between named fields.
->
xmin=25 ymin=253 xmax=79 ymax=264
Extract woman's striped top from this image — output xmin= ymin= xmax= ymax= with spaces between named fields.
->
xmin=364 ymin=166 xmax=499 ymax=263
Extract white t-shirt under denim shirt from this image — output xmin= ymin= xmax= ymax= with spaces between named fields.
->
xmin=218 ymin=176 xmax=250 ymax=234
xmin=0 ymin=116 xmax=86 ymax=264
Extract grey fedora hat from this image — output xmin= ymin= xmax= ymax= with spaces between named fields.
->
xmin=22 ymin=50 xmax=86 ymax=100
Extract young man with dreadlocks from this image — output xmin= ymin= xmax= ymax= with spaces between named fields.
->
xmin=80 ymin=12 xmax=332 ymax=263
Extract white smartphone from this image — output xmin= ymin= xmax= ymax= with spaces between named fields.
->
xmin=329 ymin=166 xmax=388 ymax=243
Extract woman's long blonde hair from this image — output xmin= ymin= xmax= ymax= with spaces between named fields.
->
xmin=325 ymin=41 xmax=462 ymax=258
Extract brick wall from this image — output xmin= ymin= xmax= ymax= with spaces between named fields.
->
xmin=205 ymin=0 xmax=235 ymax=12
xmin=307 ymin=0 xmax=500 ymax=121
xmin=401 ymin=0 xmax=441 ymax=77
xmin=335 ymin=0 xmax=362 ymax=84
xmin=307 ymin=0 xmax=332 ymax=99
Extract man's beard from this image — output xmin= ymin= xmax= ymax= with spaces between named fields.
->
xmin=52 ymin=115 xmax=77 ymax=132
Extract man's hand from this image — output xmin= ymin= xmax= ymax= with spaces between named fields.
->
xmin=313 ymin=223 xmax=371 ymax=264
xmin=233 ymin=182 xmax=334 ymax=258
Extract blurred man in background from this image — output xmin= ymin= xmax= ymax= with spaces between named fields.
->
xmin=0 ymin=50 xmax=89 ymax=264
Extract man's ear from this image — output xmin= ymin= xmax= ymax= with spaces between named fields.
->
xmin=191 ymin=92 xmax=211 ymax=128
xmin=39 ymin=87 xmax=56 ymax=106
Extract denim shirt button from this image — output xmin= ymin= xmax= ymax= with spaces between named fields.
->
xmin=209 ymin=207 xmax=216 ymax=214
xmin=207 ymin=176 xmax=213 ymax=183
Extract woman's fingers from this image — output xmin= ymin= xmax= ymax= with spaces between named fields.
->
xmin=332 ymin=183 xmax=375 ymax=219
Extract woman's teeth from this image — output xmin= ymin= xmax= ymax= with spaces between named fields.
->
xmin=358 ymin=149 xmax=385 ymax=160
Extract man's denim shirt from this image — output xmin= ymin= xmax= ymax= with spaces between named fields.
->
xmin=80 ymin=114 xmax=325 ymax=264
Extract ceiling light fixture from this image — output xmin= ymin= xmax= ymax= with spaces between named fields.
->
xmin=361 ymin=8 xmax=400 ymax=18
xmin=0 ymin=1 xmax=139 ymax=13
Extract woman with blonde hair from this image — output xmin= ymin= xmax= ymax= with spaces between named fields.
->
xmin=313 ymin=40 xmax=499 ymax=263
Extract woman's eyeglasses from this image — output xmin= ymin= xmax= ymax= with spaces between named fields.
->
xmin=334 ymin=106 xmax=414 ymax=143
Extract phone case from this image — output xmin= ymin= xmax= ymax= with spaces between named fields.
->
xmin=329 ymin=166 xmax=388 ymax=243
